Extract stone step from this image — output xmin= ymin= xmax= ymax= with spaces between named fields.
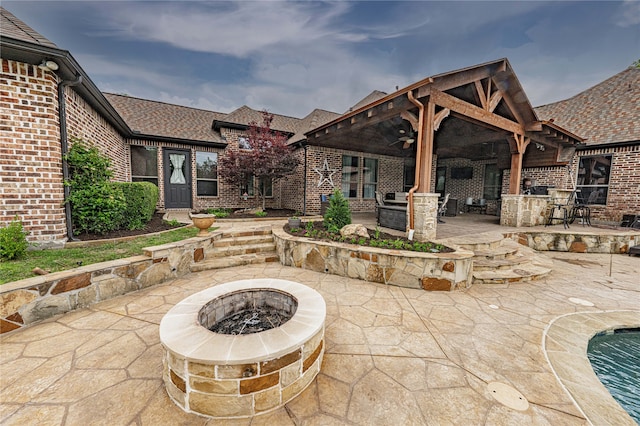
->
xmin=441 ymin=232 xmax=504 ymax=251
xmin=214 ymin=234 xmax=275 ymax=247
xmin=472 ymin=263 xmax=552 ymax=284
xmin=191 ymin=252 xmax=279 ymax=272
xmin=472 ymin=250 xmax=536 ymax=271
xmin=221 ymin=227 xmax=273 ymax=238
xmin=208 ymin=242 xmax=276 ymax=258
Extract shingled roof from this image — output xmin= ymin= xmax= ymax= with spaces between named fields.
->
xmin=0 ymin=7 xmax=57 ymax=48
xmin=104 ymin=93 xmax=227 ymax=144
xmin=535 ymin=67 xmax=640 ymax=145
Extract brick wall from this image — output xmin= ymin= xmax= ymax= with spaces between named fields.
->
xmin=0 ymin=59 xmax=66 ymax=245
xmin=65 ymin=89 xmax=128 ymax=181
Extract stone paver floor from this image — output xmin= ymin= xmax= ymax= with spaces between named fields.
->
xmin=1 ymin=247 xmax=639 ymax=425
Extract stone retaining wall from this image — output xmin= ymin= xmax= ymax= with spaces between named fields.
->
xmin=506 ymin=230 xmax=638 ymax=253
xmin=0 ymin=233 xmax=219 ymax=334
xmin=272 ymin=228 xmax=474 ymax=291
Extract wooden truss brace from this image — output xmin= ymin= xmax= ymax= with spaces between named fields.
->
xmin=474 ymin=79 xmax=503 ymax=113
xmin=433 ymin=108 xmax=450 ymax=131
xmin=508 ymin=133 xmax=530 ymax=194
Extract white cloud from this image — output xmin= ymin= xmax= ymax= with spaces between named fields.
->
xmin=616 ymin=0 xmax=640 ymax=27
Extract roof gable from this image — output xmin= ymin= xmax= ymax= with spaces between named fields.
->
xmin=535 ymin=67 xmax=640 ymax=144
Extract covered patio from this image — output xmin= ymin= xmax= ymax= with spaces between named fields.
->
xmin=303 ymin=59 xmax=583 ymax=241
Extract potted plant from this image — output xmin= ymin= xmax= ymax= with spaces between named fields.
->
xmin=288 ymin=214 xmax=302 ymax=228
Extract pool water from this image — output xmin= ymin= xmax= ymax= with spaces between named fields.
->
xmin=587 ymin=328 xmax=640 ymax=424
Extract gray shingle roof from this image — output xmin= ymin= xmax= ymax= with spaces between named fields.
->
xmin=288 ymin=109 xmax=342 ymax=143
xmin=535 ymin=67 xmax=640 ymax=145
xmin=104 ymin=93 xmax=227 ymax=143
xmin=347 ymin=90 xmax=388 ymax=113
xmin=0 ymin=7 xmax=57 ymax=48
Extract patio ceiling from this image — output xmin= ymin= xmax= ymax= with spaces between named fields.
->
xmin=305 ymin=59 xmax=583 ymax=166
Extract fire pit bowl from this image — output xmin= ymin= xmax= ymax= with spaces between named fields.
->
xmin=159 ymin=279 xmax=326 ymax=419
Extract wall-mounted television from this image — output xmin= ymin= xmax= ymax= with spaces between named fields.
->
xmin=451 ymin=166 xmax=473 ymax=179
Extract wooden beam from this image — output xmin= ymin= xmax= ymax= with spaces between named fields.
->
xmin=400 ymin=110 xmax=419 ymax=131
xmin=430 ymin=88 xmax=523 ymax=134
xmin=508 ymin=133 xmax=530 ymax=194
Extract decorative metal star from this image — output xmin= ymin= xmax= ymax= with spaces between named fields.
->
xmin=314 ymin=159 xmax=337 ymax=188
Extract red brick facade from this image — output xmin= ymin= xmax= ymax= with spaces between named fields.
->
xmin=1 ymin=59 xmax=66 ymax=245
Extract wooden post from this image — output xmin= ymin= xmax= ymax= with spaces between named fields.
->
xmin=417 ymin=100 xmax=435 ymax=192
xmin=508 ymin=133 xmax=530 ymax=194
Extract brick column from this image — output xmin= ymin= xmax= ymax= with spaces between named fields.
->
xmin=409 ymin=193 xmax=439 ymax=241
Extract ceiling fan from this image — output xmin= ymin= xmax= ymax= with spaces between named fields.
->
xmin=389 ymin=111 xmax=419 ymax=149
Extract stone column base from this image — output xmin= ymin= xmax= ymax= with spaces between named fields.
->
xmin=409 ymin=193 xmax=439 ymax=241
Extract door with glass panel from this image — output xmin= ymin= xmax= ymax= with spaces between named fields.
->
xmin=163 ymin=149 xmax=191 ymax=208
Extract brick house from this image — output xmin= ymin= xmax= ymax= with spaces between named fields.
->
xmin=1 ymin=7 xmax=637 ymax=247
xmin=534 ymin=68 xmax=640 ymax=223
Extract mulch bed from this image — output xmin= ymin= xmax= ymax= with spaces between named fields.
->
xmin=74 ymin=209 xmax=297 ymax=241
xmin=284 ymin=220 xmax=453 ymax=253
xmin=74 ymin=213 xmax=182 ymax=241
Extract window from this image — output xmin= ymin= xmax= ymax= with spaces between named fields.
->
xmin=342 ymin=156 xmax=359 ymax=198
xmin=362 ymin=158 xmax=378 ymax=199
xmin=130 ymin=146 xmax=158 ymax=185
xmin=238 ymin=137 xmax=251 ymax=150
xmin=240 ymin=176 xmax=273 ymax=197
xmin=577 ymin=155 xmax=611 ymax=205
xmin=483 ymin=164 xmax=502 ymax=200
xmin=196 ymin=152 xmax=218 ymax=196
xmin=341 ymin=155 xmax=378 ymax=198
xmin=403 ymin=164 xmax=415 ymax=192
xmin=435 ymin=166 xmax=446 ymax=193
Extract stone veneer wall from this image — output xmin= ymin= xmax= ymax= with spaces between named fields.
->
xmin=0 ymin=232 xmax=218 ymax=334
xmin=506 ymin=231 xmax=637 ymax=254
xmin=410 ymin=193 xmax=439 ymax=242
xmin=500 ymin=195 xmax=550 ymax=227
xmin=272 ymin=227 xmax=474 ymax=291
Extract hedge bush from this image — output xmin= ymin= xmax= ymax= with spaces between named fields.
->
xmin=112 ymin=182 xmax=159 ymax=230
xmin=0 ymin=217 xmax=29 ymax=260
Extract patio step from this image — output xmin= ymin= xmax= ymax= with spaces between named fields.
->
xmin=191 ymin=252 xmax=279 ymax=272
xmin=191 ymin=227 xmax=279 ymax=271
xmin=443 ymin=232 xmax=505 ymax=251
xmin=462 ymin=236 xmax=553 ymax=285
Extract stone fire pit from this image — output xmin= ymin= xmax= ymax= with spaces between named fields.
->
xmin=159 ymin=279 xmax=326 ymax=419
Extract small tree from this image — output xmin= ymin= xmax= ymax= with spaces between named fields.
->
xmin=323 ymin=188 xmax=351 ymax=233
xmin=218 ymin=111 xmax=300 ymax=210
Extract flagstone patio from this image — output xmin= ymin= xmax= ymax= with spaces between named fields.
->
xmin=1 ymin=232 xmax=638 ymax=424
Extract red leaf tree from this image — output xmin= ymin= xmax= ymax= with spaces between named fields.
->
xmin=218 ymin=111 xmax=301 ymax=210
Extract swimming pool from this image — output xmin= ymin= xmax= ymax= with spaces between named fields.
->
xmin=587 ymin=328 xmax=640 ymax=424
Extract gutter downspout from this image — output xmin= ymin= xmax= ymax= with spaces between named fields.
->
xmin=59 ymin=74 xmax=83 ymax=242
xmin=407 ymin=90 xmax=425 ymax=240
xmin=302 ymin=142 xmax=308 ymax=216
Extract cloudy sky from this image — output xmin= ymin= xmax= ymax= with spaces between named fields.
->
xmin=4 ymin=1 xmax=639 ymax=117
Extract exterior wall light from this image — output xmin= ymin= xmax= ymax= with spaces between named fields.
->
xmin=38 ymin=59 xmax=59 ymax=71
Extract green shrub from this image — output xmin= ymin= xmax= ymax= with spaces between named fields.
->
xmin=323 ymin=188 xmax=351 ymax=232
xmin=205 ymin=208 xmax=231 ymax=218
xmin=112 ymin=182 xmax=159 ymax=230
xmin=0 ymin=217 xmax=29 ymax=260
xmin=255 ymin=211 xmax=267 ymax=217
xmin=65 ymin=138 xmax=128 ymax=235
xmin=68 ymin=183 xmax=126 ymax=234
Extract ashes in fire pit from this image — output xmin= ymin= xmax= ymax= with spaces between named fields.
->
xmin=210 ymin=307 xmax=294 ymax=334
xmin=199 ymin=288 xmax=298 ymax=335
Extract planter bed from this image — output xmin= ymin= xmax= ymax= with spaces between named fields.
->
xmin=272 ymin=227 xmax=474 ymax=291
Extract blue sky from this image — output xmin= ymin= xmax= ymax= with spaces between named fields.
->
xmin=4 ymin=1 xmax=639 ymax=118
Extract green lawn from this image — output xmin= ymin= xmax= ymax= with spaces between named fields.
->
xmin=0 ymin=227 xmax=210 ymax=285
